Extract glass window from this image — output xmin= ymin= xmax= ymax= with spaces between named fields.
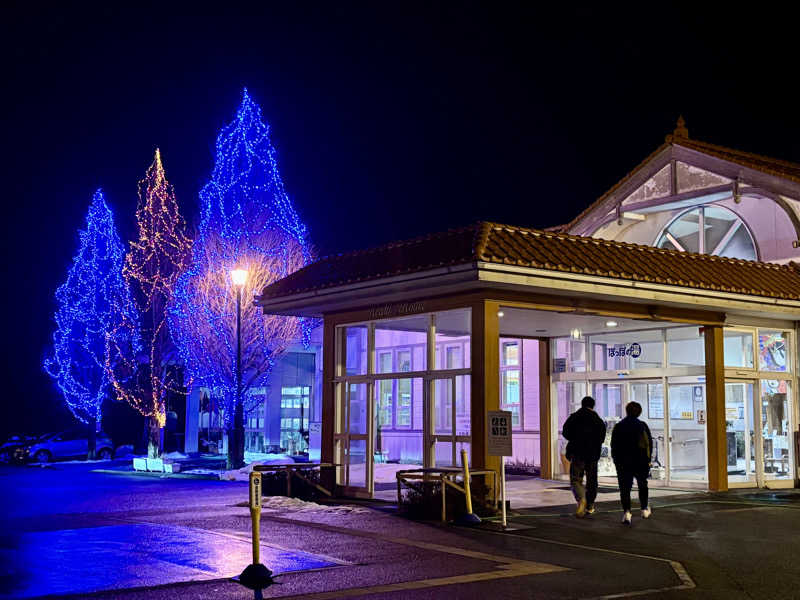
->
xmin=501 ymin=369 xmax=521 ymax=427
xmin=397 ymin=378 xmax=412 ymax=427
xmin=761 ymin=380 xmax=792 ymax=479
xmin=552 ymin=336 xmax=586 ymax=373
xmin=667 ymin=327 xmax=705 ymax=367
xmin=378 ymin=351 xmax=392 ymax=374
xmin=434 ymin=308 xmax=471 ymax=370
xmin=724 ymin=329 xmax=754 ymax=368
xmin=502 ymin=341 xmax=519 ymax=366
xmin=590 ymin=329 xmax=663 ymax=371
xmin=344 ymin=325 xmax=368 ymax=375
xmin=758 ymin=330 xmax=789 ymax=372
xmin=377 ymin=379 xmax=393 ymax=428
xmin=656 ymin=205 xmax=756 ymax=260
xmin=397 ymin=350 xmax=412 ymax=372
xmin=555 ymin=381 xmax=586 ymax=476
xmin=375 ymin=315 xmax=428 ymax=372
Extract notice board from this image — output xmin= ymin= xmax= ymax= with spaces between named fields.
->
xmin=488 ymin=410 xmax=513 ymax=457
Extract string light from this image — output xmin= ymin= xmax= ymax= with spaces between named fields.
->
xmin=169 ymin=88 xmax=315 ymax=433
xmin=107 ymin=150 xmax=192 ymax=438
xmin=44 ymin=189 xmax=140 ymax=425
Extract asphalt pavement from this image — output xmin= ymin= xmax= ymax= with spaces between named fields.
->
xmin=1 ymin=462 xmax=799 ymax=599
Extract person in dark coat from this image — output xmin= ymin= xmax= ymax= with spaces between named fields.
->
xmin=562 ymin=396 xmax=607 ymax=517
xmin=611 ymin=401 xmax=653 ymax=525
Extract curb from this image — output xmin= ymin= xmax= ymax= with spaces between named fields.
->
xmin=90 ymin=468 xmax=222 ymax=481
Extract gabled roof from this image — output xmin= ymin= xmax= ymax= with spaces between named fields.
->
xmin=560 ymin=117 xmax=800 ymax=234
xmin=258 ymin=222 xmax=800 ymax=303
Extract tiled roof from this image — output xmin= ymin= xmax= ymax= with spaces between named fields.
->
xmin=258 ymin=222 xmax=800 ymax=302
xmin=559 ymin=126 xmax=800 ymax=234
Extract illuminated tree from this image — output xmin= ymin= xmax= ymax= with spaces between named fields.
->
xmin=44 ymin=190 xmax=139 ymax=458
xmin=170 ymin=88 xmax=314 ymax=468
xmin=107 ymin=150 xmax=192 ymax=458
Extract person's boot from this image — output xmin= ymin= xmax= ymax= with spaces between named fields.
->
xmin=622 ymin=511 xmax=632 ymax=525
xmin=576 ymin=498 xmax=587 ymax=517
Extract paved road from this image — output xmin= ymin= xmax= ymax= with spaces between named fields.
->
xmin=1 ymin=463 xmax=798 ymax=599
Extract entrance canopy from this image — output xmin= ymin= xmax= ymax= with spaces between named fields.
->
xmin=256 ymin=221 xmax=800 ymax=323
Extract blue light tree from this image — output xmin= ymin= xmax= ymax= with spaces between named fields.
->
xmin=44 ymin=190 xmax=140 ymax=458
xmin=169 ymin=89 xmax=314 ymax=469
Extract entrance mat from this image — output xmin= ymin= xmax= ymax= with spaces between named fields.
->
xmin=549 ymin=486 xmax=619 ymax=494
xmin=0 ymin=523 xmax=340 ymax=599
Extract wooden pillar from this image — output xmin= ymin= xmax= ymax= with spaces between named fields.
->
xmin=470 ymin=300 xmax=501 ymax=496
xmin=321 ymin=317 xmax=336 ymax=492
xmin=704 ymin=325 xmax=728 ymax=492
xmin=538 ymin=339 xmax=553 ymax=480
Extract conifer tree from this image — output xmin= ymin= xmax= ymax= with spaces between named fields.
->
xmin=170 ymin=89 xmax=313 ymax=468
xmin=45 ymin=190 xmax=139 ymax=458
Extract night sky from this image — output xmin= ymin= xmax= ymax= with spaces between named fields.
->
xmin=4 ymin=3 xmax=800 ymax=437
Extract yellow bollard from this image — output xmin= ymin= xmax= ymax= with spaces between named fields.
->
xmin=235 ymin=470 xmax=275 ymax=595
xmin=461 ymin=448 xmax=473 ymax=514
xmin=249 ymin=471 xmax=262 ymax=565
xmin=458 ymin=448 xmax=480 ymax=525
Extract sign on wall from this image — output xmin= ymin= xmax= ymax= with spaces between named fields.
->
xmin=488 ymin=410 xmax=513 ymax=457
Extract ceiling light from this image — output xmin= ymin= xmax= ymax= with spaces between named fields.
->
xmin=497 ymin=311 xmax=504 ymax=317
xmin=605 ymin=320 xmax=619 ymax=328
xmin=570 ymin=328 xmax=581 ymax=339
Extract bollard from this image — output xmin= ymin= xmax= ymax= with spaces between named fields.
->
xmin=456 ymin=448 xmax=481 ymax=526
xmin=250 ymin=471 xmax=262 ymax=564
xmin=234 ymin=471 xmax=277 ymax=597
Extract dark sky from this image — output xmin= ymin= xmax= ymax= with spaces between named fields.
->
xmin=3 ymin=2 xmax=800 ymax=436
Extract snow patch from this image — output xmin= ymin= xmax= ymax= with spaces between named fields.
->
xmin=163 ymin=451 xmax=188 ymax=460
xmin=260 ymin=496 xmax=370 ymax=514
xmin=219 ymin=455 xmax=295 ymax=481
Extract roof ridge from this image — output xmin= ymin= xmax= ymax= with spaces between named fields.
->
xmin=673 ymin=136 xmax=800 ymax=171
xmin=483 ymin=221 xmax=794 ymax=272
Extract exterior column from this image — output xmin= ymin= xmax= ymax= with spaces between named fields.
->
xmin=470 ymin=300 xmax=501 ymax=497
xmin=538 ymin=339 xmax=552 ymax=479
xmin=321 ymin=317 xmax=336 ymax=492
xmin=704 ymin=325 xmax=728 ymax=492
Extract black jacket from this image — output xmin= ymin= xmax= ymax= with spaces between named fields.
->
xmin=562 ymin=407 xmax=606 ymax=462
xmin=611 ymin=416 xmax=653 ymax=469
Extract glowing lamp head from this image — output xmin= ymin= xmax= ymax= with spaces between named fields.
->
xmin=230 ymin=268 xmax=248 ymax=287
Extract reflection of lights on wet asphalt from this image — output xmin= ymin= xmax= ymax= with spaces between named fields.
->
xmin=0 ymin=523 xmax=339 ymax=599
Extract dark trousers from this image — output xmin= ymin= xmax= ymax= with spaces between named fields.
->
xmin=569 ymin=459 xmax=599 ymax=506
xmin=616 ymin=465 xmax=649 ymax=512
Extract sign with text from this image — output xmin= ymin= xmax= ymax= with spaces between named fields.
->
xmin=488 ymin=410 xmax=513 ymax=456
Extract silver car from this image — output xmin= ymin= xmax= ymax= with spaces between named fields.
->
xmin=27 ymin=430 xmax=114 ymax=463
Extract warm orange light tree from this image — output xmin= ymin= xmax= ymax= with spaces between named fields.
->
xmin=108 ymin=149 xmax=192 ymax=457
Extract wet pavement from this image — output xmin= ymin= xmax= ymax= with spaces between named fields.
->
xmin=2 ymin=462 xmax=800 ymax=599
xmin=1 ymin=523 xmax=340 ymax=598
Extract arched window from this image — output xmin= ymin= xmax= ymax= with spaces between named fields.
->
xmin=656 ymin=205 xmax=757 ymax=260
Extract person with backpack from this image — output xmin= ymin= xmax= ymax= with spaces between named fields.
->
xmin=611 ymin=401 xmax=653 ymax=525
xmin=562 ymin=396 xmax=607 ymax=517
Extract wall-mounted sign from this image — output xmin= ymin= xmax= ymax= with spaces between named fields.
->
xmin=488 ymin=410 xmax=513 ymax=457
xmin=368 ymin=302 xmax=426 ymax=320
xmin=607 ymin=343 xmax=642 ymax=358
xmin=553 ymin=358 xmax=567 ymax=373
xmin=697 ymin=409 xmax=706 ymax=425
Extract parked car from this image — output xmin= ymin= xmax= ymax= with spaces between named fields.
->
xmin=0 ymin=434 xmax=39 ymax=464
xmin=26 ymin=430 xmax=115 ymax=463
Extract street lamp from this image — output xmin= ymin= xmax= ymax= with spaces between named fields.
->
xmin=231 ymin=268 xmax=248 ymax=469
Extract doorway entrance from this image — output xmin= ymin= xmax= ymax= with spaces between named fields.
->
xmin=725 ymin=379 xmax=793 ymax=487
xmin=589 ymin=378 xmax=708 ymax=486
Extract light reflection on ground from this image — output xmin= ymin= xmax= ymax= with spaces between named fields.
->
xmin=0 ymin=523 xmax=338 ymax=598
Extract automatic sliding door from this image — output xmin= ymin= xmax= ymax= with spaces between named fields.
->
xmin=725 ymin=381 xmax=756 ymax=485
xmin=630 ymin=381 xmax=666 ymax=481
xmin=667 ymin=382 xmax=707 ymax=482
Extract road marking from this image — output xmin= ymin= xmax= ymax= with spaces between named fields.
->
xmin=472 ymin=528 xmax=695 ymax=599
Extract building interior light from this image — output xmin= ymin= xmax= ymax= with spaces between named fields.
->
xmin=497 ymin=311 xmax=504 ymax=317
xmin=605 ymin=320 xmax=619 ymax=328
xmin=570 ymin=328 xmax=581 ymax=339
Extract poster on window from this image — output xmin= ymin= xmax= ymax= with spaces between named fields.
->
xmin=669 ymin=386 xmax=694 ymax=420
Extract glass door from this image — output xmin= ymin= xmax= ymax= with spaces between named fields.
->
xmin=725 ymin=380 xmax=757 ymax=485
xmin=760 ymin=380 xmax=793 ymax=482
xmin=667 ymin=380 xmax=708 ymax=482
xmin=341 ymin=382 xmax=374 ymax=496
xmin=431 ymin=374 xmax=471 ymax=467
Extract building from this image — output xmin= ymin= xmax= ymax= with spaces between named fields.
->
xmin=253 ymin=121 xmax=800 ymax=497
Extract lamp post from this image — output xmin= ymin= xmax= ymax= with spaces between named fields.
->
xmin=231 ymin=268 xmax=248 ymax=469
